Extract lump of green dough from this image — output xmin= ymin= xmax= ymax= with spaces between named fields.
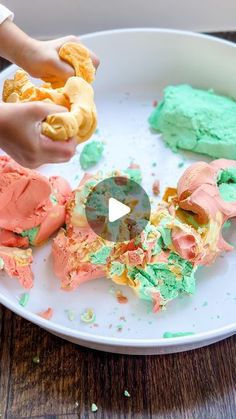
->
xmin=90 ymin=246 xmax=111 ymax=265
xmin=80 ymin=141 xmax=104 ymax=170
xmin=127 ymin=252 xmax=196 ymax=302
xmin=149 ymin=84 xmax=236 ymax=159
xmin=109 ymin=261 xmax=125 ymax=277
xmin=124 ymin=168 xmax=142 ymax=184
xmin=217 ymin=168 xmax=236 ymax=202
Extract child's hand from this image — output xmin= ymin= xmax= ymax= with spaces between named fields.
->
xmin=0 ymin=102 xmax=77 ymax=168
xmin=0 ymin=19 xmax=99 ymax=85
xmin=20 ymin=35 xmax=100 ymax=85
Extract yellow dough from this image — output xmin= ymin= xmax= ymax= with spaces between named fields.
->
xmin=42 ymin=77 xmax=97 ymax=142
xmin=2 ymin=42 xmax=97 ymax=143
xmin=58 ymin=42 xmax=95 ymax=84
xmin=3 ymin=69 xmax=69 ymax=107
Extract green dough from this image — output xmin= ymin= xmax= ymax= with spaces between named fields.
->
xmin=223 ymin=220 xmax=232 ymax=229
xmin=109 ymin=261 xmax=125 ymax=277
xmin=80 ymin=141 xmax=104 ymax=170
xmin=90 ymin=246 xmax=112 ymax=264
xmin=217 ymin=168 xmax=236 ymax=202
xmin=0 ymin=257 xmax=4 ymax=269
xmin=149 ymin=84 xmax=236 ymax=159
xmin=50 ymin=194 xmax=58 ymax=205
xmin=163 ymin=331 xmax=194 ymax=338
xmin=127 ymin=252 xmax=196 ymax=301
xmin=20 ymin=226 xmax=39 ymax=244
xmin=157 ymin=226 xmax=172 ymax=248
xmin=124 ymin=168 xmax=142 ymax=184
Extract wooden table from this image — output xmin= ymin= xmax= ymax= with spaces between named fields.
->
xmin=0 ymin=32 xmax=236 ymax=419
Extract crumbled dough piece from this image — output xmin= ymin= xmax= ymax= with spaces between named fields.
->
xmin=3 ymin=70 xmax=69 ymax=107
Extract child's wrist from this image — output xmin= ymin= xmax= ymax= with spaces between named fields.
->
xmin=0 ymin=19 xmax=34 ymax=67
xmin=0 ymin=103 xmax=6 ymax=125
xmin=15 ymin=36 xmax=38 ymax=69
xmin=0 ymin=103 xmax=9 ymax=146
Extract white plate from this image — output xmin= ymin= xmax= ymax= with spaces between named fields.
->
xmin=0 ymin=29 xmax=236 ymax=355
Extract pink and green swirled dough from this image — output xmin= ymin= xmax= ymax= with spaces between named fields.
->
xmin=52 ymin=159 xmax=236 ymax=312
xmin=0 ymin=156 xmax=72 ymax=288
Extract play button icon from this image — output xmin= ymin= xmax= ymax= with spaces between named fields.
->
xmin=85 ymin=176 xmax=151 ymax=242
xmin=108 ymin=198 xmax=130 ymax=222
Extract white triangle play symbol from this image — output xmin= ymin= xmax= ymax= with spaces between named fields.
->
xmin=108 ymin=197 xmax=131 ymax=222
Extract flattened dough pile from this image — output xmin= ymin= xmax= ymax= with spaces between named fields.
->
xmin=2 ymin=42 xmax=97 ymax=143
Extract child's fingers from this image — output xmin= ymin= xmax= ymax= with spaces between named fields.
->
xmin=53 ymin=35 xmax=79 ymax=49
xmin=54 ymin=59 xmax=75 ymax=80
xmin=40 ymin=135 xmax=77 ymax=163
xmin=88 ymin=49 xmax=100 ymax=69
xmin=28 ymin=102 xmax=69 ymax=121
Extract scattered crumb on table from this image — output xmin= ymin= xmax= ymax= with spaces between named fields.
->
xmin=91 ymin=403 xmax=98 ymax=412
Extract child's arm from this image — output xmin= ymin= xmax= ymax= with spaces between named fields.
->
xmin=0 ymin=18 xmax=99 ymax=86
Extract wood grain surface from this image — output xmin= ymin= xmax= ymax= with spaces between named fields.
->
xmin=0 ymin=32 xmax=236 ymax=419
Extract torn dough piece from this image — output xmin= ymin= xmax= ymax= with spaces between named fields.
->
xmin=2 ymin=42 xmax=97 ymax=143
xmin=0 ymin=246 xmax=33 ymax=289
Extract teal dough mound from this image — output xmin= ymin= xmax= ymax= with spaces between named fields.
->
xmin=149 ymin=84 xmax=236 ymax=159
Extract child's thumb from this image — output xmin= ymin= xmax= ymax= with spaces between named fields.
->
xmin=30 ymin=102 xmax=68 ymax=121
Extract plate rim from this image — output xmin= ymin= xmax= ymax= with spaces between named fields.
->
xmin=0 ymin=27 xmax=236 ymax=350
xmin=0 ymin=291 xmax=235 ymax=348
